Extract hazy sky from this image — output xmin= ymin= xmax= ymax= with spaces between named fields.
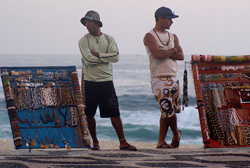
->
xmin=1 ymin=0 xmax=250 ymax=60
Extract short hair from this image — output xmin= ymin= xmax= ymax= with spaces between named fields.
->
xmin=155 ymin=16 xmax=165 ymax=22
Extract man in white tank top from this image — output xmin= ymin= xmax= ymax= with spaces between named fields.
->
xmin=143 ymin=7 xmax=184 ymax=149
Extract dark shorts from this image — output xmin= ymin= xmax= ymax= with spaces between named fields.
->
xmin=84 ymin=80 xmax=120 ymax=118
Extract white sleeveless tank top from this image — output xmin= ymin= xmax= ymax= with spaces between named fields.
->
xmin=145 ymin=29 xmax=178 ymax=78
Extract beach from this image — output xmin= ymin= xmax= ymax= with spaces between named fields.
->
xmin=0 ymin=139 xmax=202 ymax=150
xmin=98 ymin=140 xmax=203 ymax=149
xmin=1 ymin=139 xmax=250 ymax=168
xmin=0 ymin=54 xmax=203 ymax=146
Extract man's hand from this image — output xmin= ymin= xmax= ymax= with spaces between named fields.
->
xmin=91 ymin=52 xmax=100 ymax=57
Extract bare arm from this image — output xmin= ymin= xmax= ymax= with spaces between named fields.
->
xmin=169 ymin=34 xmax=184 ymax=60
xmin=143 ymin=33 xmax=177 ymax=59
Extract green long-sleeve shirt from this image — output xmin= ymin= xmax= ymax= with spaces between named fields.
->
xmin=78 ymin=33 xmax=119 ymax=82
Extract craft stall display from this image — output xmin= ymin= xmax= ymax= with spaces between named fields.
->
xmin=191 ymin=55 xmax=250 ymax=148
xmin=0 ymin=66 xmax=90 ymax=151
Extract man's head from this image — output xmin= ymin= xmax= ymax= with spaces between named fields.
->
xmin=80 ymin=10 xmax=103 ymax=27
xmin=155 ymin=7 xmax=179 ymax=22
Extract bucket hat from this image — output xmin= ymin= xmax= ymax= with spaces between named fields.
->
xmin=80 ymin=10 xmax=103 ymax=27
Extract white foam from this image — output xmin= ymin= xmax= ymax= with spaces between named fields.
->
xmin=95 ymin=106 xmax=201 ymax=132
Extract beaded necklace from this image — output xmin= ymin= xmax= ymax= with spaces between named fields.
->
xmin=41 ymin=128 xmax=49 ymax=149
xmin=32 ymin=110 xmax=41 ymax=126
xmin=217 ymin=109 xmax=228 ymax=132
xmin=55 ymin=109 xmax=62 ymax=127
xmin=22 ymin=129 xmax=38 ymax=148
xmin=40 ymin=109 xmax=49 ymax=124
xmin=31 ymin=87 xmax=42 ymax=109
xmin=53 ymin=131 xmax=60 ymax=149
xmin=203 ymin=85 xmax=224 ymax=141
xmin=153 ymin=28 xmax=170 ymax=46
xmin=182 ymin=68 xmax=188 ymax=108
xmin=243 ymin=127 xmax=250 ymax=145
xmin=46 ymin=108 xmax=55 ymax=122
xmin=228 ymin=130 xmax=238 ymax=145
xmin=58 ymin=108 xmax=69 ymax=127
xmin=237 ymin=127 xmax=246 ymax=146
xmin=22 ymin=134 xmax=31 ymax=148
xmin=67 ymin=86 xmax=75 ymax=106
xmin=59 ymin=128 xmax=74 ymax=150
xmin=27 ymin=130 xmax=37 ymax=147
xmin=17 ymin=87 xmax=25 ymax=111
xmin=68 ymin=107 xmax=78 ymax=127
xmin=36 ymin=131 xmax=44 ymax=149
xmin=217 ymin=84 xmax=227 ymax=106
xmin=18 ymin=110 xmax=28 ymax=124
xmin=46 ymin=128 xmax=55 ymax=148
xmin=228 ymin=108 xmax=240 ymax=130
xmin=27 ymin=110 xmax=33 ymax=127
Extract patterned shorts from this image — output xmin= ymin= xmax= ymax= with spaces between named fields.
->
xmin=151 ymin=77 xmax=181 ymax=118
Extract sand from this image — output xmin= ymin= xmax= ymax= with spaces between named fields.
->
xmin=99 ymin=140 xmax=203 ymax=149
xmin=0 ymin=139 xmax=203 ymax=150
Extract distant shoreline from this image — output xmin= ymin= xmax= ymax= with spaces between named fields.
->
xmin=0 ymin=139 xmax=203 ymax=150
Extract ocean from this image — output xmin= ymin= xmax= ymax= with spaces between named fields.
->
xmin=0 ymin=54 xmax=202 ymax=145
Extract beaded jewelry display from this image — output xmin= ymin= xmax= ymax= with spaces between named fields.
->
xmin=193 ymin=59 xmax=250 ymax=148
xmin=1 ymin=66 xmax=90 ymax=150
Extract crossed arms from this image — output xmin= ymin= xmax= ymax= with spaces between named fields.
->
xmin=143 ymin=33 xmax=184 ymax=60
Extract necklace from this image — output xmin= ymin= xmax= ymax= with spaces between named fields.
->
xmin=47 ymin=108 xmax=55 ymax=122
xmin=18 ymin=110 xmax=28 ymax=124
xmin=32 ymin=110 xmax=41 ymax=125
xmin=27 ymin=130 xmax=38 ymax=147
xmin=27 ymin=110 xmax=34 ymax=127
xmin=46 ymin=128 xmax=55 ymax=148
xmin=68 ymin=107 xmax=78 ymax=127
xmin=153 ymin=28 xmax=170 ymax=46
xmin=22 ymin=134 xmax=31 ymax=148
xmin=94 ymin=36 xmax=100 ymax=44
xmin=41 ymin=128 xmax=49 ymax=149
xmin=36 ymin=131 xmax=44 ymax=148
xmin=51 ymin=129 xmax=60 ymax=149
xmin=58 ymin=108 xmax=68 ymax=127
xmin=55 ymin=108 xmax=62 ymax=127
xmin=40 ymin=109 xmax=49 ymax=124
xmin=23 ymin=129 xmax=38 ymax=148
xmin=59 ymin=128 xmax=73 ymax=150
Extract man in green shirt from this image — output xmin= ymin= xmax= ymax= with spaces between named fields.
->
xmin=78 ymin=10 xmax=137 ymax=151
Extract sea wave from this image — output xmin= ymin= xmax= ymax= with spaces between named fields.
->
xmin=0 ymin=54 xmax=203 ymax=145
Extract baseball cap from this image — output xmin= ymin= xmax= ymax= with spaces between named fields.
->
xmin=155 ymin=7 xmax=179 ymax=19
xmin=80 ymin=10 xmax=103 ymax=27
